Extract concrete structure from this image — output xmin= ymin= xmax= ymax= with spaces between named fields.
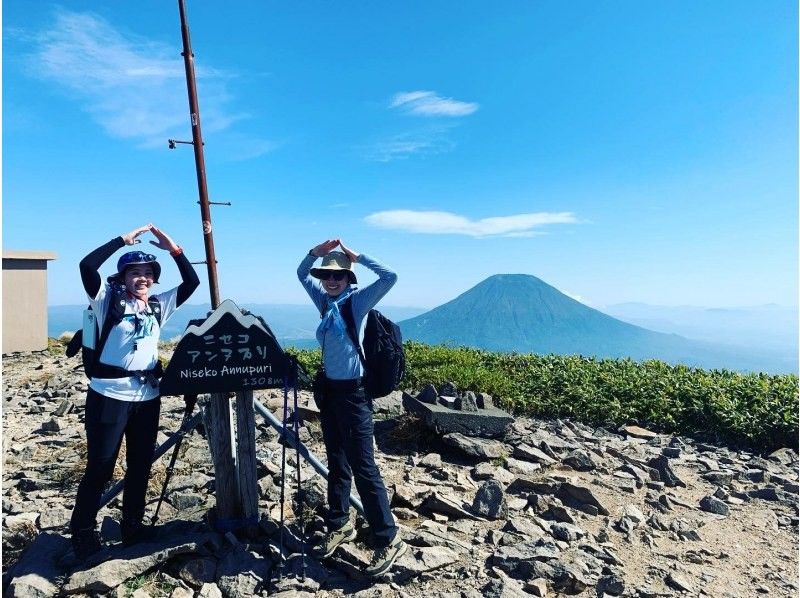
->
xmin=402 ymin=386 xmax=514 ymax=438
xmin=3 ymin=251 xmax=57 ymax=353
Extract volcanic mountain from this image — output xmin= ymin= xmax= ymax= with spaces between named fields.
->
xmin=398 ymin=274 xmax=790 ymax=372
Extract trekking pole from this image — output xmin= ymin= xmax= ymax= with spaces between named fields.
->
xmin=292 ymin=358 xmax=305 ymax=581
xmin=151 ymin=395 xmax=198 ymax=525
xmin=252 ymin=399 xmax=365 ymax=516
xmin=277 ymin=376 xmax=289 ymax=580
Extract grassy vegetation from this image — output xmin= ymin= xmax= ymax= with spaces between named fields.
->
xmin=292 ymin=341 xmax=799 ymax=452
xmin=49 ymin=336 xmax=798 ymax=451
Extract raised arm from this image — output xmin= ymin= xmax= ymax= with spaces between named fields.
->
xmin=297 ymin=239 xmax=340 ymax=313
xmin=338 ymin=241 xmax=397 ymax=316
xmin=150 ymin=226 xmax=199 ymax=306
xmin=79 ymin=224 xmax=152 ymax=298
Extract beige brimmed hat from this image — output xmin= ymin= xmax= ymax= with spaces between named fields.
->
xmin=310 ymin=251 xmax=357 ymax=284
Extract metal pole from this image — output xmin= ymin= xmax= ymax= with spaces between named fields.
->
xmin=252 ymin=398 xmax=366 ymax=516
xmin=176 ymin=0 xmax=221 ymax=308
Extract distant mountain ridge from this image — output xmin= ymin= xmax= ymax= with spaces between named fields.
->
xmin=48 ymin=303 xmax=427 ymax=350
xmin=398 ymin=274 xmax=796 ymax=374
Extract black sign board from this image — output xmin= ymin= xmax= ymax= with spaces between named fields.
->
xmin=160 ymin=299 xmax=292 ymax=395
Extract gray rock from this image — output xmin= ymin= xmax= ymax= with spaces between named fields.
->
xmin=670 ymin=519 xmax=701 ymax=541
xmin=504 ymin=457 xmax=542 ymax=477
xmin=748 ymin=456 xmax=774 ymax=471
xmin=768 ymin=447 xmax=798 ymax=466
xmin=562 ymin=449 xmax=597 ymax=471
xmin=471 ymin=480 xmax=508 ymax=520
xmin=38 ymin=506 xmax=70 ymax=530
xmin=648 ymin=455 xmax=686 ymax=487
xmin=171 ymin=492 xmax=206 ymax=511
xmin=699 ymin=495 xmax=730 ymax=516
xmin=597 ymin=573 xmax=625 ymax=595
xmin=549 ymin=522 xmax=586 ymax=542
xmin=703 ymin=471 xmax=734 ymax=485
xmin=442 ymin=433 xmax=506 ymax=459
xmin=178 ymin=557 xmax=217 ymax=588
xmin=41 ymin=417 xmax=61 ymax=433
xmin=472 ymin=462 xmax=514 ymax=484
xmin=198 ymin=582 xmax=224 ymax=598
xmin=492 ymin=540 xmax=560 ymax=575
xmin=423 ymin=492 xmax=481 ymax=520
xmin=748 ymin=486 xmax=796 ymax=505
xmin=392 ymin=483 xmax=431 ymax=509
xmin=385 ymin=545 xmax=460 ymax=583
xmin=557 ymin=481 xmax=610 ymax=515
xmin=502 ymin=517 xmax=544 ymax=540
xmin=64 ymin=538 xmax=209 ymax=593
xmin=455 ymin=392 xmax=479 ymax=412
xmin=439 ymin=382 xmax=458 ymax=397
xmin=665 ymin=572 xmax=695 ymax=592
xmin=216 ymin=548 xmax=271 ymax=598
xmin=744 ymin=469 xmax=770 ymax=483
xmin=513 ymin=443 xmax=557 ymax=466
xmin=416 ymin=384 xmax=438 ymax=404
xmin=419 ymin=452 xmax=443 ymax=468
xmin=475 ymin=392 xmax=494 ymax=409
xmin=5 ymin=532 xmax=69 ymax=598
xmin=547 ymin=561 xmax=591 ymax=594
xmin=620 ymin=425 xmax=658 ymax=439
xmin=481 ymin=576 xmax=529 ymax=598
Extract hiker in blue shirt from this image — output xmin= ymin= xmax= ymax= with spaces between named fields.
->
xmin=298 ymin=239 xmax=407 ymax=577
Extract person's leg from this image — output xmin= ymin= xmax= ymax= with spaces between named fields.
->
xmin=339 ymin=387 xmax=396 ymax=548
xmin=70 ymin=390 xmax=129 ymax=557
xmin=120 ymin=397 xmax=160 ymax=542
xmin=319 ymin=392 xmax=353 ymax=531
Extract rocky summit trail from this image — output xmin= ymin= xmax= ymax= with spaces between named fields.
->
xmin=2 ymin=346 xmax=798 ymax=597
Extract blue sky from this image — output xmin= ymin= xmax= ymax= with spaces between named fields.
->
xmin=3 ymin=1 xmax=797 ymax=309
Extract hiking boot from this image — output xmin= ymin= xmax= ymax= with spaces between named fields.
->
xmin=71 ymin=527 xmax=102 ymax=562
xmin=121 ymin=520 xmax=157 ymax=547
xmin=365 ymin=535 xmax=408 ymax=578
xmin=312 ymin=523 xmax=357 ymax=559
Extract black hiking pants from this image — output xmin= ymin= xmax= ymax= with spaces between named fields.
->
xmin=70 ymin=388 xmax=160 ymax=533
xmin=318 ymin=377 xmax=397 ymax=548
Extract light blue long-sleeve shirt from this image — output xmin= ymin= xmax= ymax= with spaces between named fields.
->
xmin=297 ymin=252 xmax=397 ymax=380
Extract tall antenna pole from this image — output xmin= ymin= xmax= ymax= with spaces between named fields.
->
xmin=176 ymin=0 xmax=221 ymax=309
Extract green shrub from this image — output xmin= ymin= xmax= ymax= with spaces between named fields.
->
xmin=292 ymin=341 xmax=799 ymax=452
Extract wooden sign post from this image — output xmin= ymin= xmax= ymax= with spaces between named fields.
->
xmin=161 ymin=300 xmax=291 ymax=532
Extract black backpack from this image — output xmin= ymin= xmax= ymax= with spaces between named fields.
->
xmin=340 ymin=296 xmax=405 ymax=398
xmin=65 ymin=283 xmax=162 ymax=378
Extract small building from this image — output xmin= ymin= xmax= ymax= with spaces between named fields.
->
xmin=3 ymin=251 xmax=57 ymax=354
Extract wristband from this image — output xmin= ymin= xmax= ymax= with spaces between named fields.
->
xmin=170 ymin=246 xmax=183 ymax=257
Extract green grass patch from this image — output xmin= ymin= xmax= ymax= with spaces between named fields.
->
xmin=293 ymin=341 xmax=799 ymax=452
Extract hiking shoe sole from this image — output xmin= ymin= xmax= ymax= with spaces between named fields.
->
xmin=314 ymin=526 xmax=357 ymax=559
xmin=366 ymin=540 xmax=408 ymax=578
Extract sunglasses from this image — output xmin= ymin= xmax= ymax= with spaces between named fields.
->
xmin=318 ymin=270 xmax=348 ymax=281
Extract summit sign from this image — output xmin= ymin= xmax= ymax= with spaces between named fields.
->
xmin=160 ymin=299 xmax=291 ymax=395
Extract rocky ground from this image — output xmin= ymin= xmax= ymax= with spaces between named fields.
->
xmin=2 ymin=346 xmax=798 ymax=597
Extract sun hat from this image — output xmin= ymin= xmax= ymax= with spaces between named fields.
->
xmin=310 ymin=251 xmax=357 ymax=285
xmin=115 ymin=250 xmax=161 ymax=283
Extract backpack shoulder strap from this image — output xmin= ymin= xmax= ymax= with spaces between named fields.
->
xmin=341 ymin=295 xmax=366 ymax=368
xmin=94 ymin=286 xmax=128 ymax=365
xmin=148 ymin=295 xmax=163 ymax=325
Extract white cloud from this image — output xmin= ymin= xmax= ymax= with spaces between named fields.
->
xmin=364 ymin=133 xmax=455 ymax=162
xmin=390 ymin=90 xmax=478 ymax=117
xmin=364 ymin=210 xmax=577 ymax=237
xmin=27 ymin=10 xmax=272 ymax=156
